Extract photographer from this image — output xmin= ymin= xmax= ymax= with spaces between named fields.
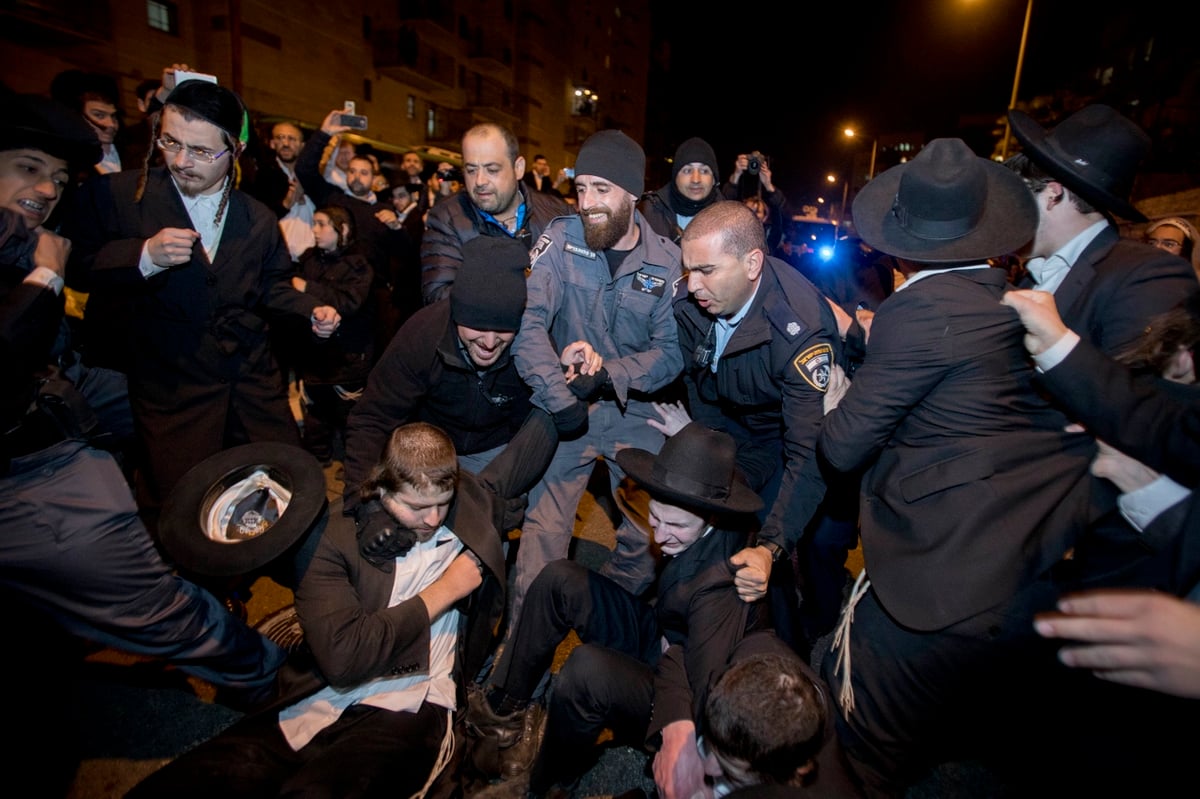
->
xmin=723 ymin=151 xmax=789 ymax=251
xmin=430 ymin=161 xmax=463 ymax=206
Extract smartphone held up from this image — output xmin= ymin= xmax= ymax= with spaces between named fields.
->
xmin=338 ymin=101 xmax=367 ymax=130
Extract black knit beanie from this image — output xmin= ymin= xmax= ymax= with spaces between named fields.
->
xmin=672 ymin=137 xmax=719 ymax=184
xmin=575 ymin=130 xmax=645 ymax=197
xmin=450 ymin=236 xmax=528 ymax=332
xmin=165 ymin=80 xmax=249 ymax=144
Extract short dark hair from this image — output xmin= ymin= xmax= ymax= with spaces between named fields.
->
xmin=704 ymin=651 xmax=826 ymax=786
xmin=362 ymin=422 xmax=459 ymax=502
xmin=1003 ymin=152 xmax=1098 ymax=215
xmin=317 ymin=205 xmax=355 ymax=249
xmin=683 ymin=200 xmax=768 ymax=258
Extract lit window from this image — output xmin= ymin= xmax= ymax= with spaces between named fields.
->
xmin=147 ymin=1 xmax=178 ymax=34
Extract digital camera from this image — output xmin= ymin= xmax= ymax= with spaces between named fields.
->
xmin=746 ymin=151 xmax=769 ymax=175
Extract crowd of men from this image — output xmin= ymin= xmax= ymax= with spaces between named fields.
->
xmin=3 ymin=63 xmax=1199 ymax=799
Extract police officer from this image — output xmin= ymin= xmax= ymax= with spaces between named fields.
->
xmin=498 ymin=129 xmax=684 ymax=679
xmin=659 ymin=199 xmax=852 ymax=651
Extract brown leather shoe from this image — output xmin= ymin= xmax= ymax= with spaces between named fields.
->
xmin=499 ymin=702 xmax=547 ymax=779
xmin=466 ymin=684 xmax=526 ymax=749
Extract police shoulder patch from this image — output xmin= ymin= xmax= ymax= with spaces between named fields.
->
xmin=793 ymin=343 xmax=833 ymax=392
xmin=529 ymin=233 xmax=553 ymax=268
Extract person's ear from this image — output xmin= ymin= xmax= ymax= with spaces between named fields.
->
xmin=787 ymin=759 xmax=816 ymax=784
xmin=514 ymin=155 xmax=526 ymax=180
xmin=745 ymin=248 xmax=765 ymax=281
xmin=1045 ymin=181 xmax=1066 ymax=206
xmin=1168 ymin=345 xmax=1195 ymax=384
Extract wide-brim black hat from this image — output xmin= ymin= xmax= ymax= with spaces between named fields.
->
xmin=614 ymin=423 xmax=762 ymax=515
xmin=853 ymin=137 xmax=1037 ymax=264
xmin=0 ymin=93 xmax=101 ymax=172
xmin=159 ymin=443 xmax=327 ymax=577
xmin=1009 ymin=104 xmax=1150 ymax=222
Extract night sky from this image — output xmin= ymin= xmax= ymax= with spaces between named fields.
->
xmin=653 ymin=0 xmax=1132 ymax=203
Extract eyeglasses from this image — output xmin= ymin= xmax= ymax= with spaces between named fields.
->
xmin=1145 ymin=237 xmax=1184 ymax=251
xmin=156 ymin=136 xmax=230 ymax=164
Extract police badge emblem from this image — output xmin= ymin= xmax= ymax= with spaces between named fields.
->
xmin=793 ymin=343 xmax=833 ymax=392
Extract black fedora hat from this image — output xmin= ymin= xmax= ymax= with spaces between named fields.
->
xmin=0 ymin=93 xmax=101 ymax=173
xmin=159 ymin=443 xmax=327 ymax=577
xmin=852 ymin=137 xmax=1037 ymax=264
xmin=614 ymin=423 xmax=762 ymax=515
xmin=1008 ymin=104 xmax=1150 ymax=222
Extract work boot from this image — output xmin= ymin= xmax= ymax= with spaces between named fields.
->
xmin=499 ymin=701 xmax=547 ymax=778
xmin=466 ymin=685 xmax=525 ymax=749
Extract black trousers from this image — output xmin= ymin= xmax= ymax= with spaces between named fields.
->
xmin=126 ymin=700 xmax=449 ymax=799
xmin=819 ymin=576 xmax=1061 ymax=799
xmin=500 ymin=560 xmax=660 ymax=792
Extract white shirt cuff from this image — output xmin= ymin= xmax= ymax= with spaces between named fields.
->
xmin=139 ymin=242 xmax=169 ymax=277
xmin=24 ymin=266 xmax=64 ymax=295
xmin=1118 ymin=475 xmax=1191 ymax=533
xmin=1032 ymin=330 xmax=1080 ymax=372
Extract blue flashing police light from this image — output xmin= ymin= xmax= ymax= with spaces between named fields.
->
xmin=817 ymin=245 xmax=835 ymax=261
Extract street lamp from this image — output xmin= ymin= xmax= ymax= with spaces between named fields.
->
xmin=999 ymin=0 xmax=1034 ymax=160
xmin=843 ymin=127 xmax=879 ymax=181
xmin=828 ymin=173 xmax=849 ymax=245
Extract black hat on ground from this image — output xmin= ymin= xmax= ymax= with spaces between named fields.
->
xmin=0 ymin=93 xmax=101 ymax=172
xmin=450 ymin=236 xmax=528 ymax=332
xmin=158 ymin=443 xmax=327 ymax=578
xmin=852 ymin=137 xmax=1037 ymax=264
xmin=615 ymin=422 xmax=762 ymax=515
xmin=1008 ymin=104 xmax=1150 ymax=222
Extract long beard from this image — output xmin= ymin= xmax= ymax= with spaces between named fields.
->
xmin=582 ymin=197 xmax=634 ymax=251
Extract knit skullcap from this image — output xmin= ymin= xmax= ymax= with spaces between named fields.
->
xmin=575 ymin=129 xmax=645 ymax=197
xmin=450 ymin=236 xmax=529 ymax=332
xmin=672 ymin=137 xmax=719 ymax=184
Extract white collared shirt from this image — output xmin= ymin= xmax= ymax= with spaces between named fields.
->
xmin=1024 ymin=219 xmax=1109 ymax=294
xmin=179 ymin=188 xmax=228 ymax=262
xmin=95 ymin=144 xmax=122 ymax=175
xmin=277 ymin=526 xmax=464 ymax=751
xmin=138 ymin=177 xmax=231 ymax=276
xmin=894 ymin=263 xmax=991 ymax=292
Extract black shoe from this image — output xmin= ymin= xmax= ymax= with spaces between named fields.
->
xmin=213 ymin=678 xmax=277 ymax=713
xmin=222 ymin=595 xmax=248 ymax=623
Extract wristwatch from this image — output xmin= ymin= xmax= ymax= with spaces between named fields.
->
xmin=760 ymin=540 xmax=786 ymax=563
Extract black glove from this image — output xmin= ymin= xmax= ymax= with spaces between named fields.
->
xmin=355 ymin=499 xmax=416 ymax=571
xmin=566 ymin=366 xmax=610 ymax=401
xmin=551 ymin=400 xmax=589 ymax=438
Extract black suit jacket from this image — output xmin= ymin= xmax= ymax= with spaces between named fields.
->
xmin=65 ymin=168 xmax=319 ymax=494
xmin=523 ymin=171 xmax=563 ymax=197
xmin=1040 ymin=338 xmax=1200 ymax=595
xmin=1020 ymin=225 xmax=1196 ymax=355
xmin=820 ymin=268 xmax=1095 ymax=630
